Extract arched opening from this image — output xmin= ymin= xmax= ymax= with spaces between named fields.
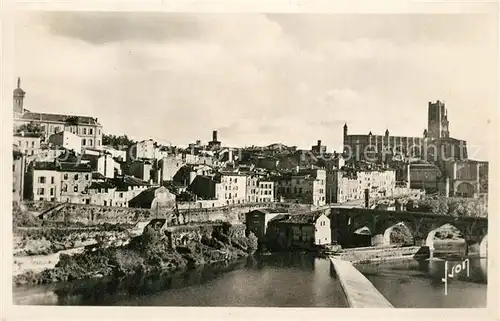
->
xmin=351 ymin=226 xmax=372 ymax=247
xmin=425 ymin=224 xmax=466 ymax=258
xmin=382 ymin=222 xmax=414 ymax=246
xmin=455 ymin=182 xmax=475 ymax=198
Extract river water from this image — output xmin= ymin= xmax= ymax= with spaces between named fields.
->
xmin=13 ymin=253 xmax=487 ymax=308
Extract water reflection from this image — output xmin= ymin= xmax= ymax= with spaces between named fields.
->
xmin=14 ymin=253 xmax=347 ymax=307
xmin=356 ymin=257 xmax=487 ymax=308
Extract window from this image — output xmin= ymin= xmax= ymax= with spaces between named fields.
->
xmin=50 ymin=188 xmax=54 ymax=196
xmin=74 ymin=185 xmax=79 ymax=192
xmin=37 ymin=188 xmax=45 ymax=195
xmin=82 ymin=139 xmax=86 ymax=146
xmin=85 ymin=174 xmax=89 ymax=180
xmin=31 ymin=150 xmax=34 ymax=156
xmin=51 ymin=177 xmax=55 ymax=184
xmin=89 ymin=139 xmax=93 ymax=146
xmin=74 ymin=174 xmax=79 ymax=180
xmin=12 ymin=164 xmax=15 ymax=172
xmin=32 ymin=141 xmax=35 ymax=147
xmin=98 ymin=129 xmax=101 ymax=135
xmin=39 ymin=177 xmax=46 ymax=184
xmin=83 ymin=128 xmax=87 ymax=135
xmin=234 ymin=178 xmax=238 ymax=183
xmin=89 ymin=128 xmax=93 ymax=135
xmin=64 ymin=174 xmax=68 ymax=180
xmin=97 ymin=140 xmax=100 ymax=146
xmin=119 ymin=193 xmax=123 ymax=198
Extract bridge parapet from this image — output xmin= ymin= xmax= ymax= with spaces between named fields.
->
xmin=330 ymin=207 xmax=487 ymax=248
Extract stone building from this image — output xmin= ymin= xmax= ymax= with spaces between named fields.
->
xmin=13 ymin=132 xmax=41 ymax=157
xmin=311 ymin=140 xmax=327 ymax=155
xmin=326 ymin=168 xmax=396 ymax=204
xmin=12 ymin=78 xmax=103 ymax=148
xmin=207 ymin=130 xmax=221 ymax=151
xmin=277 ymin=169 xmax=326 ymax=206
xmin=48 ymin=130 xmax=82 ymax=154
xmin=266 ymin=211 xmax=331 ymax=249
xmin=342 ymin=100 xmax=467 ymax=164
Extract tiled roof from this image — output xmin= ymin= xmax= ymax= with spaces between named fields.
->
xmin=20 ymin=112 xmax=101 ymax=125
xmin=89 ymin=181 xmax=116 ymax=189
xmin=271 ymin=211 xmax=325 ymax=225
xmin=112 ymin=175 xmax=150 ymax=191
xmin=33 ymin=161 xmax=92 ymax=172
xmin=92 ymin=172 xmax=107 ymax=180
xmin=58 ymin=162 xmax=93 ymax=172
xmin=250 ymin=208 xmax=288 ymax=215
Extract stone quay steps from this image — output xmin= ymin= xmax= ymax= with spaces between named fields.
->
xmin=330 ymin=257 xmax=394 ymax=308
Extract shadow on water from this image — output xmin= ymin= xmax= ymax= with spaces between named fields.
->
xmin=14 ymin=252 xmax=347 ymax=307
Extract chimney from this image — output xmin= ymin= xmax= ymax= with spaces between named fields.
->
xmin=213 ymin=130 xmax=218 ymax=142
xmin=317 ymin=140 xmax=321 ymax=147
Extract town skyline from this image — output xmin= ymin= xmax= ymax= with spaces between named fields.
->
xmin=14 ymin=12 xmax=497 ymax=160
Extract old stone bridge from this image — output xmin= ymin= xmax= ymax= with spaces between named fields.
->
xmin=329 ymin=207 xmax=487 ymax=255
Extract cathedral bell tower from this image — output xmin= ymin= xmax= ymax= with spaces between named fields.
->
xmin=13 ymin=77 xmax=26 ymax=118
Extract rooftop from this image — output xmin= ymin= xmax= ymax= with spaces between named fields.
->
xmin=33 ymin=161 xmax=93 ymax=172
xmin=270 ymin=211 xmax=326 ymax=225
xmin=19 ymin=112 xmax=101 ymax=125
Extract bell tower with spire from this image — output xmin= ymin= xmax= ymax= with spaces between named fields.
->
xmin=13 ymin=77 xmax=26 ymax=118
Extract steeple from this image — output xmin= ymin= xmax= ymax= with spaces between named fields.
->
xmin=13 ymin=77 xmax=26 ymax=116
xmin=385 ymin=128 xmax=389 ymax=136
xmin=343 ymin=122 xmax=348 ymax=137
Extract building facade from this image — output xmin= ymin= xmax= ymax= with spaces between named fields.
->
xmin=277 ymin=169 xmax=326 ymax=206
xmin=48 ymin=130 xmax=82 ymax=153
xmin=13 ymin=78 xmax=103 ymax=148
xmin=13 ymin=133 xmax=41 ymax=157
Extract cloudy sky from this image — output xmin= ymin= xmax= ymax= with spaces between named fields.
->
xmin=13 ymin=12 xmax=497 ymax=160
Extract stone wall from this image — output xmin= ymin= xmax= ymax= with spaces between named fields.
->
xmin=31 ymin=201 xmax=293 ymax=226
xmin=165 ymin=223 xmax=246 ymax=249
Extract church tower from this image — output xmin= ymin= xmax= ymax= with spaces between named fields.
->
xmin=427 ymin=100 xmax=448 ymax=140
xmin=13 ymin=77 xmax=26 ymax=117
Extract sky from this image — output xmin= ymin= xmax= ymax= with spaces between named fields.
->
xmin=13 ymin=11 xmax=498 ymax=160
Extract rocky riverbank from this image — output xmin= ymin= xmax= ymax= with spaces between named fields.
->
xmin=13 ymin=221 xmax=258 ymax=286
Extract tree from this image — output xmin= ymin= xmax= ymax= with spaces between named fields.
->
xmin=102 ymin=134 xmax=136 ymax=149
xmin=15 ymin=122 xmax=44 ymax=136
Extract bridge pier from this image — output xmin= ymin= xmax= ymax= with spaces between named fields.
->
xmin=371 ymin=234 xmax=384 ymax=247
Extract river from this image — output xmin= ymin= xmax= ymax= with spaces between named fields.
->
xmin=13 ymin=253 xmax=487 ymax=308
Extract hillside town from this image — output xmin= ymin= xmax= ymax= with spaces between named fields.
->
xmin=12 ymin=78 xmax=489 ymax=216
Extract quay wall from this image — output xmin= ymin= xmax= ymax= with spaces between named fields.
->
xmin=25 ymin=201 xmax=295 ymax=226
xmin=333 ymin=246 xmax=427 ymax=263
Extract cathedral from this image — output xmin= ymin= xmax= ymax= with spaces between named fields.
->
xmin=343 ymin=100 xmax=468 ymax=162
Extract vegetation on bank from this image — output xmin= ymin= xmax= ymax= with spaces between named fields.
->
xmin=405 ymin=196 xmax=487 ymax=217
xmin=13 ymin=222 xmax=258 ymax=286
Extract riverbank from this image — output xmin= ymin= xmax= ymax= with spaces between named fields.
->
xmin=13 ymin=222 xmax=258 ymax=287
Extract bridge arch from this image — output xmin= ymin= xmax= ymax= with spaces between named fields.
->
xmin=425 ymin=223 xmax=466 ymax=257
xmin=352 ymin=226 xmax=372 ymax=247
xmin=382 ymin=222 xmax=414 ymax=246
